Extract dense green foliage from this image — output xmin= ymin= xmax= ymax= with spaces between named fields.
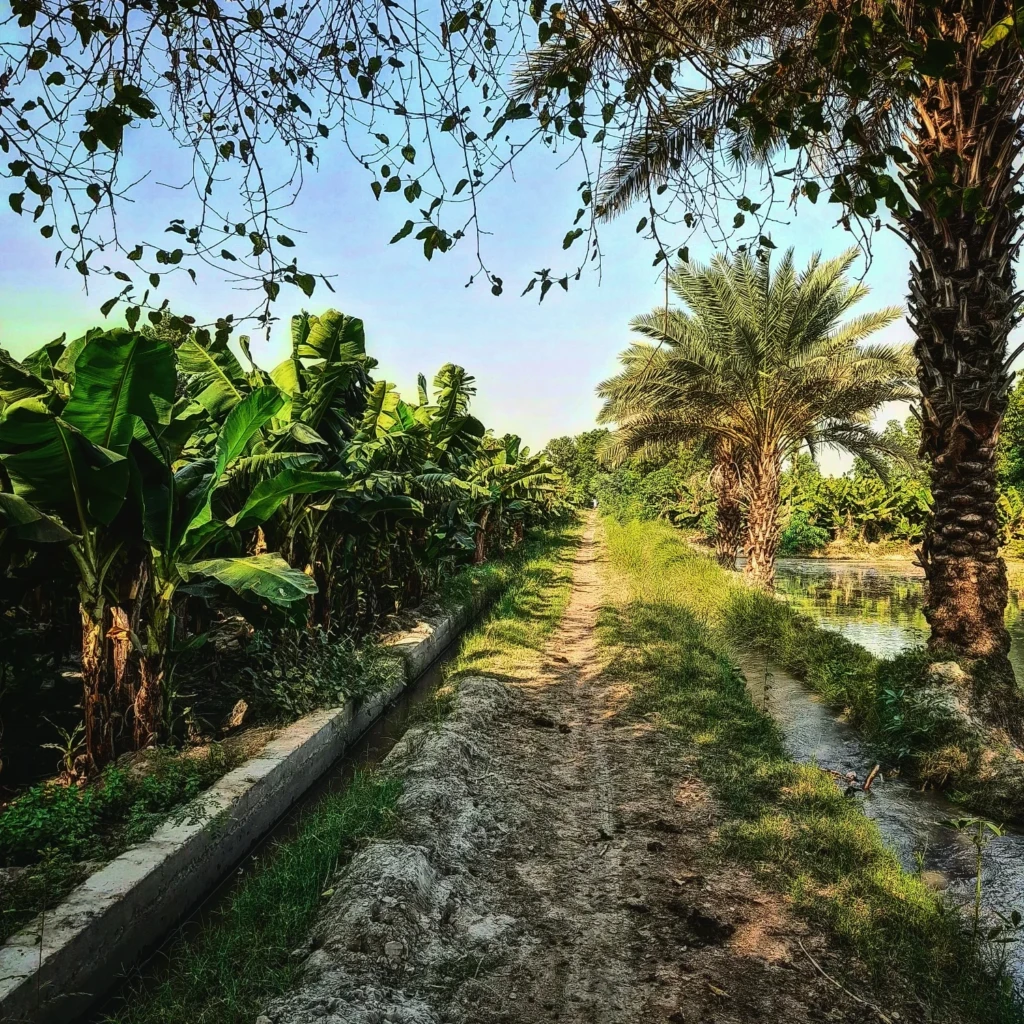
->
xmin=550 ymin=403 xmax=1024 ymax=558
xmin=602 ymin=519 xmax=1022 ymax=1022
xmin=544 ymin=429 xmax=607 ymax=506
xmin=0 ymin=309 xmax=565 ymax=777
xmin=777 ymin=430 xmax=931 ymax=555
xmin=595 ymin=249 xmax=915 ymax=583
xmin=0 ymin=741 xmax=254 ymax=942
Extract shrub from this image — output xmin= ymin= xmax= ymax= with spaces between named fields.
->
xmin=0 ymin=747 xmax=238 ymax=867
xmin=778 ymin=509 xmax=829 ymax=555
xmin=233 ymin=628 xmax=400 ymax=721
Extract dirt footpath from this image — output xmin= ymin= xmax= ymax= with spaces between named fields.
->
xmin=262 ymin=521 xmax=888 ymax=1024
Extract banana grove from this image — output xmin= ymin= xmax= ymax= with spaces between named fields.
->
xmin=0 ymin=310 xmax=565 ymax=775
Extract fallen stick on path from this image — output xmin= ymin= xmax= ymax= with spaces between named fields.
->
xmin=797 ymin=939 xmax=894 ymax=1024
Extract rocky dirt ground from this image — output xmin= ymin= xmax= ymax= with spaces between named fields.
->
xmin=260 ymin=522 xmax=898 ymax=1024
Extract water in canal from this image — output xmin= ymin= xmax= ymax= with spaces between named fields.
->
xmin=752 ymin=558 xmax=1024 ymax=985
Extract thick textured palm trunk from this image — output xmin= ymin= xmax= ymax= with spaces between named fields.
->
xmin=711 ymin=444 xmax=743 ymax=569
xmin=743 ymin=452 xmax=781 ymax=588
xmin=899 ymin=17 xmax=1024 ymax=738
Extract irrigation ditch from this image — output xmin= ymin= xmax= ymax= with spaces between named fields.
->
xmin=0 ymin=589 xmax=488 ymax=1024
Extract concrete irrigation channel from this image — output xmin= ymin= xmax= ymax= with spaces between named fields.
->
xmin=0 ymin=593 xmax=486 ymax=1024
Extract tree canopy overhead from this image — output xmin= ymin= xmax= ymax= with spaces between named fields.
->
xmin=1 ymin=0 xmax=566 ymax=329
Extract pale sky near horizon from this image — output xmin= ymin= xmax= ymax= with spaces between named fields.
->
xmin=0 ymin=116 xmax=964 ymax=477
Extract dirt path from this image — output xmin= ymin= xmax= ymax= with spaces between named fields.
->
xmin=262 ymin=520 xmax=886 ymax=1024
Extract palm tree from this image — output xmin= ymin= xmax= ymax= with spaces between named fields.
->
xmin=514 ymin=0 xmax=1024 ymax=674
xmin=598 ymin=248 xmax=916 ymax=587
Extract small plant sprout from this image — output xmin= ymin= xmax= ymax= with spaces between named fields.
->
xmin=941 ymin=816 xmax=1005 ymax=938
xmin=40 ymin=719 xmax=85 ymax=777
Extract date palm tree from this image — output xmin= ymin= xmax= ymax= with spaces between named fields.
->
xmin=515 ymin=0 xmax=1024 ymax=680
xmin=598 ymin=248 xmax=916 ymax=586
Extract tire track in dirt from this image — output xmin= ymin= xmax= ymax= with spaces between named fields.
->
xmin=262 ymin=517 xmax=899 ymax=1024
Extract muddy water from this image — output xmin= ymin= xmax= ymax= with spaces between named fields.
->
xmin=747 ymin=558 xmax=1024 ymax=983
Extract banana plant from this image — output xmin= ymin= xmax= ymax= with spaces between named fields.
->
xmin=467 ymin=434 xmax=562 ymax=563
xmin=132 ymin=385 xmax=345 ymax=741
xmin=0 ymin=328 xmax=175 ymax=766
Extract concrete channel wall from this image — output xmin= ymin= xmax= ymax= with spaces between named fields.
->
xmin=0 ymin=594 xmax=484 ymax=1024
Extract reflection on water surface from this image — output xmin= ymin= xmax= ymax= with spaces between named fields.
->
xmin=759 ymin=557 xmax=1024 ymax=985
xmin=773 ymin=558 xmax=1024 ymax=678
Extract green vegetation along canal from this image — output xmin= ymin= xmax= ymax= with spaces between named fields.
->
xmin=758 ymin=558 xmax=1024 ymax=983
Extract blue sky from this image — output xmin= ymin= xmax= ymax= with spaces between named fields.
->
xmin=0 ymin=122 xmax=918 ymax=474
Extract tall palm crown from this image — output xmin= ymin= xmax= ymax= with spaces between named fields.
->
xmin=598 ymin=248 xmax=916 ymax=585
xmin=516 ymin=0 xmax=1024 ymax=684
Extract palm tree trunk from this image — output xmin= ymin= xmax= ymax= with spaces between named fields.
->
xmin=899 ymin=26 xmax=1024 ymax=738
xmin=711 ymin=443 xmax=743 ymax=569
xmin=743 ymin=450 xmax=782 ymax=588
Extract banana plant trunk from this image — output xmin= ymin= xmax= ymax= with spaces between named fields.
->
xmin=900 ymin=31 xmax=1024 ymax=739
xmin=743 ymin=449 xmax=782 ymax=589
xmin=79 ymin=597 xmax=115 ymax=770
xmin=711 ymin=443 xmax=743 ymax=569
xmin=474 ymin=506 xmax=491 ymax=565
xmin=135 ymin=593 xmax=171 ymax=750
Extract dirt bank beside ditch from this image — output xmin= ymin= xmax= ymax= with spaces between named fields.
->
xmin=261 ymin=520 xmax=903 ymax=1024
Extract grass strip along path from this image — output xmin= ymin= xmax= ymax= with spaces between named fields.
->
xmin=601 ymin=518 xmax=1022 ymax=1023
xmin=99 ymin=523 xmax=581 ymax=1024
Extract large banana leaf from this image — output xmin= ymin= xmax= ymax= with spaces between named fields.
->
xmin=154 ymin=387 xmax=288 ymax=556
xmin=297 ymin=309 xmax=366 ymax=363
xmin=354 ymin=493 xmax=424 ymax=520
xmin=20 ymin=335 xmax=68 ymax=379
xmin=178 ymin=335 xmax=247 ymax=418
xmin=361 ymin=381 xmax=402 ymax=436
xmin=0 ymin=401 xmax=128 ymax=526
xmin=63 ymin=330 xmax=175 ymax=454
xmin=179 ymin=553 xmax=317 ymax=605
xmin=214 ymin=387 xmax=285 ymax=478
xmin=0 ymin=491 xmax=76 ymax=543
xmin=270 ymin=356 xmax=301 ymax=398
xmin=0 ymin=351 xmax=48 ymax=406
xmin=431 ymin=363 xmax=475 ymax=432
xmin=226 ymin=468 xmax=348 ymax=530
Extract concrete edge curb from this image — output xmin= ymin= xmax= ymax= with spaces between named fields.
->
xmin=0 ymin=590 xmax=488 ymax=1024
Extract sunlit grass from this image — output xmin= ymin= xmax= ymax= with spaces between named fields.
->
xmin=441 ymin=521 xmax=581 ymax=689
xmin=599 ymin=517 xmax=1023 ymax=1024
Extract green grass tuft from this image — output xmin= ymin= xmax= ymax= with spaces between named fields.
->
xmin=439 ymin=521 xmax=580 ymax=693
